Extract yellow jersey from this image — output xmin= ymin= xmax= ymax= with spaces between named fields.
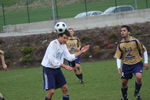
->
xmin=66 ymin=36 xmax=81 ymax=54
xmin=114 ymin=36 xmax=146 ymax=65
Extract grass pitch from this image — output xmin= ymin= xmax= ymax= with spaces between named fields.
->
xmin=0 ymin=60 xmax=150 ymax=100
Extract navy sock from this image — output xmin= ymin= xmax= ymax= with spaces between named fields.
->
xmin=45 ymin=97 xmax=51 ymax=100
xmin=121 ymin=87 xmax=128 ymax=99
xmin=63 ymin=95 xmax=69 ymax=100
xmin=2 ymin=98 xmax=5 ymax=100
xmin=135 ymin=82 xmax=142 ymax=95
xmin=76 ymin=74 xmax=83 ymax=80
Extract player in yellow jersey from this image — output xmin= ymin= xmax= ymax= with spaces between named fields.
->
xmin=0 ymin=50 xmax=7 ymax=71
xmin=66 ymin=28 xmax=84 ymax=84
xmin=114 ymin=25 xmax=149 ymax=100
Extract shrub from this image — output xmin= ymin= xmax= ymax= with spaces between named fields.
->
xmin=21 ymin=54 xmax=32 ymax=63
xmin=20 ymin=47 xmax=34 ymax=64
xmin=4 ymin=51 xmax=12 ymax=59
xmin=20 ymin=47 xmax=34 ymax=55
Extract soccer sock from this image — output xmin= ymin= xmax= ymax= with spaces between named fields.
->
xmin=62 ymin=95 xmax=69 ymax=100
xmin=45 ymin=97 xmax=51 ymax=100
xmin=121 ymin=87 xmax=128 ymax=99
xmin=135 ymin=82 xmax=142 ymax=95
xmin=75 ymin=73 xmax=83 ymax=80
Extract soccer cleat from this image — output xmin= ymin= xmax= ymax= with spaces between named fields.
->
xmin=136 ymin=95 xmax=142 ymax=100
xmin=134 ymin=91 xmax=138 ymax=97
xmin=134 ymin=92 xmax=142 ymax=100
xmin=0 ymin=97 xmax=5 ymax=100
xmin=80 ymin=80 xmax=84 ymax=84
xmin=45 ymin=97 xmax=51 ymax=100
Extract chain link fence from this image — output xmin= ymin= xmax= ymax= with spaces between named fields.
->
xmin=0 ymin=0 xmax=150 ymax=31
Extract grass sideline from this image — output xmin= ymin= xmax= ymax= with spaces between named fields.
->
xmin=0 ymin=60 xmax=150 ymax=100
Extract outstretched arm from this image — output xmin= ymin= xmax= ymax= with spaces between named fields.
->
xmin=64 ymin=45 xmax=90 ymax=62
xmin=75 ymin=45 xmax=90 ymax=57
xmin=61 ymin=64 xmax=74 ymax=71
xmin=143 ymin=50 xmax=148 ymax=70
xmin=116 ymin=58 xmax=122 ymax=74
xmin=0 ymin=51 xmax=7 ymax=71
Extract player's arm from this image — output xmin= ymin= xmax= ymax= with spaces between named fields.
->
xmin=114 ymin=45 xmax=122 ymax=74
xmin=75 ymin=45 xmax=90 ymax=57
xmin=136 ymin=40 xmax=148 ymax=70
xmin=61 ymin=64 xmax=74 ymax=71
xmin=116 ymin=59 xmax=122 ymax=74
xmin=64 ymin=45 xmax=77 ymax=61
xmin=0 ymin=50 xmax=7 ymax=71
xmin=77 ymin=38 xmax=81 ymax=50
xmin=64 ymin=45 xmax=90 ymax=61
xmin=143 ymin=45 xmax=149 ymax=70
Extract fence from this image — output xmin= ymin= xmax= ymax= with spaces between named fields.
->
xmin=0 ymin=0 xmax=150 ymax=31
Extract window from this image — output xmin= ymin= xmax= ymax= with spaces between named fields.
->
xmin=120 ymin=7 xmax=132 ymax=12
xmin=114 ymin=7 xmax=121 ymax=13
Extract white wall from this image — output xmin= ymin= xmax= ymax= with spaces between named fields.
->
xmin=3 ymin=8 xmax=150 ymax=33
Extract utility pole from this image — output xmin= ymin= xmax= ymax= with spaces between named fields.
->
xmin=51 ymin=0 xmax=56 ymax=21
xmin=26 ymin=0 xmax=30 ymax=23
xmin=146 ymin=0 xmax=148 ymax=8
xmin=2 ymin=3 xmax=6 ymax=26
xmin=114 ymin=0 xmax=117 ymax=13
xmin=51 ymin=0 xmax=57 ymax=30
xmin=134 ymin=0 xmax=138 ymax=9
xmin=84 ymin=0 xmax=88 ymax=16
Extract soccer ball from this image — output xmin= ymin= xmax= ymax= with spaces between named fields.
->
xmin=54 ymin=22 xmax=67 ymax=33
xmin=0 ymin=93 xmax=5 ymax=100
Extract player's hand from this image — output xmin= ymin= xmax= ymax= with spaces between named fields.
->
xmin=118 ymin=68 xmax=122 ymax=74
xmin=143 ymin=63 xmax=148 ymax=70
xmin=64 ymin=65 xmax=74 ymax=71
xmin=80 ymin=45 xmax=90 ymax=53
xmin=62 ymin=64 xmax=74 ymax=71
xmin=2 ymin=64 xmax=8 ymax=71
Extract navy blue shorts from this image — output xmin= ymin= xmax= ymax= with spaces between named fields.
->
xmin=68 ymin=57 xmax=80 ymax=67
xmin=121 ymin=61 xmax=143 ymax=79
xmin=43 ymin=67 xmax=66 ymax=90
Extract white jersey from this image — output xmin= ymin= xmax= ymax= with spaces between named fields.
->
xmin=41 ymin=39 xmax=76 ymax=68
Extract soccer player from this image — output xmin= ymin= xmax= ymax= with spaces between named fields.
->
xmin=0 ymin=50 xmax=7 ymax=71
xmin=41 ymin=30 xmax=89 ymax=100
xmin=66 ymin=28 xmax=84 ymax=84
xmin=114 ymin=25 xmax=149 ymax=100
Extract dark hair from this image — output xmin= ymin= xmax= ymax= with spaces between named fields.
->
xmin=58 ymin=30 xmax=70 ymax=37
xmin=68 ymin=28 xmax=74 ymax=31
xmin=121 ymin=25 xmax=131 ymax=32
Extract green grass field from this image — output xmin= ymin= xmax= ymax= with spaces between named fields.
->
xmin=0 ymin=0 xmax=150 ymax=31
xmin=0 ymin=60 xmax=150 ymax=100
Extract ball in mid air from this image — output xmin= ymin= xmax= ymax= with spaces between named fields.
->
xmin=54 ymin=22 xmax=67 ymax=33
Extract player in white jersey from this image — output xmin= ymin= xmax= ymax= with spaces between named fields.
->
xmin=41 ymin=30 xmax=89 ymax=100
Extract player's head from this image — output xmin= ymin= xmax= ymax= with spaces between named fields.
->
xmin=121 ymin=25 xmax=131 ymax=32
xmin=120 ymin=25 xmax=131 ymax=38
xmin=57 ymin=30 xmax=70 ymax=44
xmin=68 ymin=28 xmax=75 ymax=36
